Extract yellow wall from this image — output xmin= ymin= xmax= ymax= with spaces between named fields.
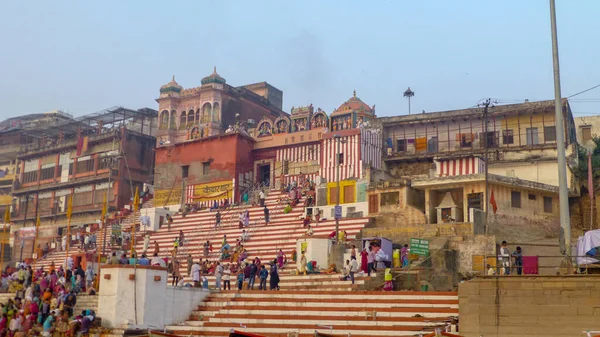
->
xmin=327 ymin=180 xmax=356 ymax=204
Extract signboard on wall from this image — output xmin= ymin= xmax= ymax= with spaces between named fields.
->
xmin=192 ymin=180 xmax=233 ymax=202
xmin=154 ymin=189 xmax=183 ymax=207
xmin=17 ymin=227 xmax=36 ymax=240
xmin=410 ymin=238 xmax=429 ymax=256
xmin=334 ymin=206 xmax=342 ymax=219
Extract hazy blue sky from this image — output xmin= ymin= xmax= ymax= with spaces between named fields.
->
xmin=0 ymin=1 xmax=599 ymax=120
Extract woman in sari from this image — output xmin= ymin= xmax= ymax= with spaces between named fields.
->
xmin=49 ymin=270 xmax=58 ymax=290
xmin=401 ymin=244 xmax=409 ymax=268
xmin=238 ymin=249 xmax=248 ymax=264
xmin=299 ymin=252 xmax=307 ymax=275
xmin=276 ymin=249 xmax=286 ymax=269
xmin=269 ymin=261 xmax=280 ymax=290
xmin=360 ymin=248 xmax=369 ymax=273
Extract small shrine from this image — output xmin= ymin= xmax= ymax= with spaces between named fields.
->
xmin=256 ymin=118 xmax=273 ymax=137
xmin=330 ymin=90 xmax=375 ymax=131
xmin=436 ymin=192 xmax=462 ymax=224
xmin=290 ymin=105 xmax=313 ymax=132
xmin=310 ymin=108 xmax=329 ymax=129
xmin=273 ymin=115 xmax=291 ymax=134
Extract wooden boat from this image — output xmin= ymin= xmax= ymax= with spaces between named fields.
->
xmin=148 ymin=330 xmax=184 ymax=337
xmin=229 ymin=331 xmax=267 ymax=337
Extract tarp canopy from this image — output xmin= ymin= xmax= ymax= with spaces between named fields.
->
xmin=576 ymin=229 xmax=600 ymax=265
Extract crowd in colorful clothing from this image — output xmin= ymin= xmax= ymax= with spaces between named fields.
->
xmin=0 ymin=261 xmax=98 ymax=337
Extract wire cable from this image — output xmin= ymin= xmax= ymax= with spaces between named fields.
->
xmin=567 ymin=83 xmax=600 ymax=98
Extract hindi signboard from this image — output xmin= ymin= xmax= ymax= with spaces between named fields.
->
xmin=334 ymin=205 xmax=342 ymax=220
xmin=192 ymin=180 xmax=233 ymax=202
xmin=410 ymin=238 xmax=430 ymax=256
xmin=153 ymin=189 xmax=183 ymax=207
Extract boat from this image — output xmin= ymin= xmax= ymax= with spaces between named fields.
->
xmin=229 ymin=331 xmax=267 ymax=337
xmin=148 ymin=330 xmax=184 ymax=337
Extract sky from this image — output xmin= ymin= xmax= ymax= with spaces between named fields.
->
xmin=0 ymin=0 xmax=599 ymax=121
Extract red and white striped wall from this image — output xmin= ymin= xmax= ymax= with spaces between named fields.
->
xmin=435 ymin=157 xmax=485 ymax=177
xmin=321 ymin=128 xmax=383 ymax=183
xmin=322 ymin=132 xmax=361 ymax=183
xmin=280 ymin=173 xmax=318 ymax=186
xmin=275 ymin=143 xmax=320 ymax=163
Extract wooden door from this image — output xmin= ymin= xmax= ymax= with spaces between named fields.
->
xmin=368 ymin=194 xmax=379 ymax=214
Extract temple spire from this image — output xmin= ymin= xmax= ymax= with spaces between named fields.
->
xmin=353 ymin=90 xmax=356 ymax=98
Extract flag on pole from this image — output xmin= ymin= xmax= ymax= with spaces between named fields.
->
xmin=490 ymin=189 xmax=498 ymax=215
xmin=3 ymin=207 xmax=9 ymax=224
xmin=36 ymin=216 xmax=40 ymax=229
xmin=101 ymin=195 xmax=108 ymax=222
xmin=66 ymin=195 xmax=73 ymax=219
xmin=133 ymin=187 xmax=140 ymax=212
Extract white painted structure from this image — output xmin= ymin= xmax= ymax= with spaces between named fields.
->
xmin=139 ymin=207 xmax=172 ymax=232
xmin=296 ymin=237 xmax=331 ymax=270
xmin=98 ymin=265 xmax=209 ymax=330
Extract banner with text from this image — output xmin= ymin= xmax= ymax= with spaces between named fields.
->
xmin=193 ymin=180 xmax=233 ymax=202
xmin=153 ymin=189 xmax=183 ymax=207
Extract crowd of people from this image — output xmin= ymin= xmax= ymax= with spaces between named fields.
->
xmin=0 ymin=261 xmax=98 ymax=337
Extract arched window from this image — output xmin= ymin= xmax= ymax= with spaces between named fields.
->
xmin=179 ymin=111 xmax=187 ymax=130
xmin=212 ymin=103 xmax=220 ymax=123
xmin=202 ymin=103 xmax=212 ymax=123
xmin=160 ymin=110 xmax=169 ymax=129
xmin=195 ymin=109 xmax=200 ymax=124
xmin=170 ymin=111 xmax=177 ymax=130
xmin=187 ymin=110 xmax=194 ymax=127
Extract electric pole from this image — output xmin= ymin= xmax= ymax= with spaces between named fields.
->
xmin=334 ymin=135 xmax=341 ymax=244
xmin=483 ymin=99 xmax=491 ymax=234
xmin=549 ymin=0 xmax=571 ymax=258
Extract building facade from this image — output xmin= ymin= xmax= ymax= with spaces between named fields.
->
xmin=153 ymin=82 xmax=383 ymax=217
xmin=376 ymin=99 xmax=577 ymax=234
xmin=10 ymin=107 xmax=157 ymax=259
xmin=153 ymin=69 xmax=287 ymax=206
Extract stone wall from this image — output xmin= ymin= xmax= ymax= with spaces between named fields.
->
xmin=459 ymin=276 xmax=600 ymax=337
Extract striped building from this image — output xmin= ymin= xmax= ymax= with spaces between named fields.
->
xmin=321 ymin=128 xmax=383 ymax=183
xmin=275 ymin=143 xmax=321 ymax=185
xmin=435 ymin=156 xmax=485 ymax=177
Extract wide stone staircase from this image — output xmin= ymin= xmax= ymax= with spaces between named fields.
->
xmin=134 ymin=190 xmax=370 ymax=283
xmin=166 ymin=286 xmax=458 ymax=336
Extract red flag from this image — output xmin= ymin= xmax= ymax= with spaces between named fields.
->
xmin=490 ymin=189 xmax=498 ymax=214
xmin=589 ymin=151 xmax=594 ymax=200
xmin=76 ymin=136 xmax=84 ymax=156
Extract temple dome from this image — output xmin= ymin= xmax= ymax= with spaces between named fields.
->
xmin=332 ymin=90 xmax=374 ymax=116
xmin=201 ymin=67 xmax=226 ymax=85
xmin=160 ymin=76 xmax=183 ymax=94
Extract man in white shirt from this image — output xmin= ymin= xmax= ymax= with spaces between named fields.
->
xmin=349 ymin=256 xmax=358 ymax=284
xmin=500 ymin=241 xmax=511 ymax=275
xmin=240 ymin=230 xmax=249 ymax=243
xmin=151 ymin=253 xmax=166 ymax=268
xmin=259 ymin=191 xmax=265 ymax=207
xmin=215 ymin=262 xmax=224 ymax=289
xmin=191 ymin=260 xmax=200 ymax=287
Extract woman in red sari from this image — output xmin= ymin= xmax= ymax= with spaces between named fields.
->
xmin=360 ymin=248 xmax=369 ymax=274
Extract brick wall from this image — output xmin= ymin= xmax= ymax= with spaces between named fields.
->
xmin=459 ymin=276 xmax=600 ymax=337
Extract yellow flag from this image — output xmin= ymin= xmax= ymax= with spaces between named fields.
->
xmin=133 ymin=186 xmax=140 ymax=212
xmin=3 ymin=207 xmax=9 ymax=224
xmin=36 ymin=216 xmax=40 ymax=229
xmin=101 ymin=195 xmax=108 ymax=222
xmin=66 ymin=195 xmax=73 ymax=219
